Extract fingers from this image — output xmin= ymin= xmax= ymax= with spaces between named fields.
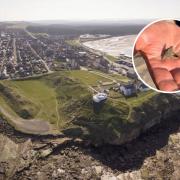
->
xmin=144 ymin=57 xmax=180 ymax=91
xmin=158 ymin=80 xmax=178 ymax=91
xmin=147 ymin=59 xmax=180 ymax=91
xmin=149 ymin=58 xmax=180 ymax=71
xmin=151 ymin=68 xmax=178 ymax=91
xmin=171 ymin=68 xmax=180 ymax=86
xmin=152 ymin=68 xmax=175 ymax=85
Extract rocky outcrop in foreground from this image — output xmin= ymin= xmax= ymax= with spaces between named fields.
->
xmin=0 ymin=113 xmax=179 ymax=180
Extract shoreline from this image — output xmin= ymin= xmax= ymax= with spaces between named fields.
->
xmin=82 ymin=35 xmax=136 ymax=58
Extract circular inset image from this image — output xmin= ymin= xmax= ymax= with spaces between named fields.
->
xmin=133 ymin=19 xmax=180 ymax=93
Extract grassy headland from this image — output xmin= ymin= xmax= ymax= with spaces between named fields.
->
xmin=1 ymin=70 xmax=174 ymax=145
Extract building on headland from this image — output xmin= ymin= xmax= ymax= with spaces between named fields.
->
xmin=135 ymin=81 xmax=150 ymax=92
xmin=127 ymin=69 xmax=137 ymax=79
xmin=93 ymin=93 xmax=108 ymax=103
xmin=119 ymin=83 xmax=137 ymax=97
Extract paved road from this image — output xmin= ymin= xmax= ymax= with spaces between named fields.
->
xmin=88 ymin=85 xmax=98 ymax=93
xmin=0 ymin=54 xmax=5 ymax=74
xmin=25 ymin=30 xmax=37 ymax=40
xmin=25 ymin=30 xmax=51 ymax=73
xmin=13 ymin=38 xmax=17 ymax=65
xmin=0 ymin=38 xmax=10 ymax=74
xmin=27 ymin=42 xmax=51 ymax=73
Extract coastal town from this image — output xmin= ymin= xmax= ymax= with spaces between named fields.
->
xmin=0 ymin=0 xmax=179 ymax=178
xmin=0 ymin=27 xmax=149 ymax=101
xmin=0 ymin=29 xmax=135 ymax=79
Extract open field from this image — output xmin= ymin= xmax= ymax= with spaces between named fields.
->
xmin=0 ymin=70 xmax=114 ymax=133
xmin=105 ymin=54 xmax=118 ymax=62
xmin=69 ymin=70 xmax=129 ymax=83
xmin=109 ymin=74 xmax=129 ymax=82
xmin=4 ymin=80 xmax=59 ymax=124
xmin=0 ymin=79 xmax=59 ymax=134
xmin=69 ymin=70 xmax=112 ymax=85
xmin=65 ymin=39 xmax=80 ymax=47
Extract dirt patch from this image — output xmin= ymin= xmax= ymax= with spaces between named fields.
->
xmin=0 ymin=106 xmax=52 ymax=135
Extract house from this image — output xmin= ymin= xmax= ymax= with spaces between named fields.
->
xmin=127 ymin=69 xmax=137 ymax=79
xmin=116 ymin=59 xmax=133 ymax=68
xmin=119 ymin=84 xmax=137 ymax=96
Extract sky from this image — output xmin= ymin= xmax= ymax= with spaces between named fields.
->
xmin=0 ymin=0 xmax=179 ymax=21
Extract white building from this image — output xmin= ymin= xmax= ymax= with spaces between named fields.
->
xmin=93 ymin=93 xmax=107 ymax=103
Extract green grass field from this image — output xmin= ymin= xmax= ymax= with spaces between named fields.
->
xmin=108 ymin=73 xmax=129 ymax=82
xmin=0 ymin=70 xmax=155 ymax=126
xmin=65 ymin=39 xmax=81 ymax=47
xmin=127 ymin=90 xmax=157 ymax=107
xmin=0 ymin=70 xmax=161 ymax=144
xmin=69 ymin=70 xmax=111 ymax=85
xmin=0 ymin=95 xmax=20 ymax=118
xmin=105 ymin=54 xmax=118 ymax=62
xmin=0 ymin=70 xmax=113 ymax=129
xmin=1 ymin=80 xmax=60 ymax=125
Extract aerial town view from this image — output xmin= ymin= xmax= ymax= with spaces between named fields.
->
xmin=0 ymin=0 xmax=180 ymax=180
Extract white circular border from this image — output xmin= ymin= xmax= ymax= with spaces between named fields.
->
xmin=132 ymin=18 xmax=180 ymax=94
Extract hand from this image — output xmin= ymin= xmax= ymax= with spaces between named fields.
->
xmin=135 ymin=21 xmax=180 ymax=91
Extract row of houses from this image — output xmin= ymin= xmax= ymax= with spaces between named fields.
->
xmin=93 ymin=80 xmax=150 ymax=104
xmin=119 ymin=82 xmax=149 ymax=96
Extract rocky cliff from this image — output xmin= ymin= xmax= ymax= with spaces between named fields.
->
xmin=0 ymin=113 xmax=179 ymax=180
xmin=64 ymin=93 xmax=180 ymax=145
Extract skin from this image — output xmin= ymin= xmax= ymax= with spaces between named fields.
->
xmin=134 ymin=20 xmax=180 ymax=92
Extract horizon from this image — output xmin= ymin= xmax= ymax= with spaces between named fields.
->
xmin=0 ymin=18 xmax=153 ymax=24
xmin=0 ymin=0 xmax=179 ymax=21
